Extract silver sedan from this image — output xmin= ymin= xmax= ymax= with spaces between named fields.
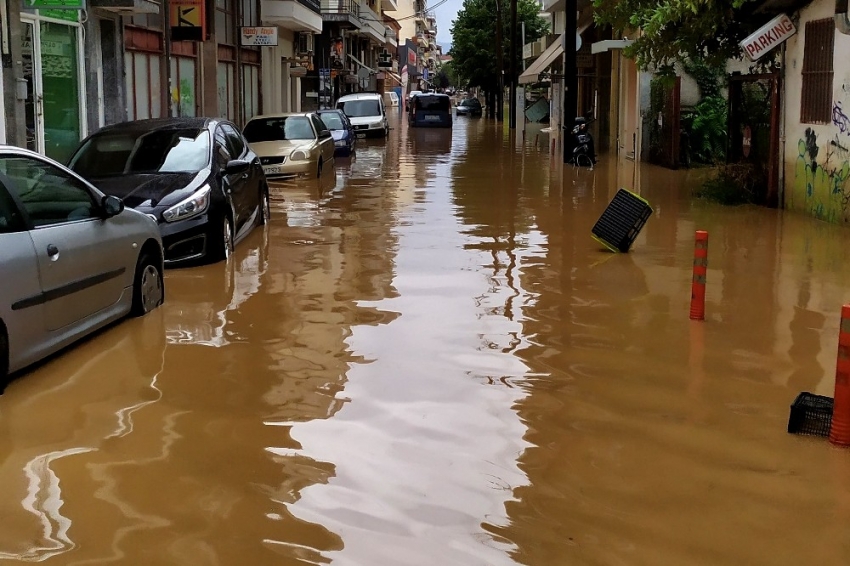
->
xmin=0 ymin=146 xmax=165 ymax=389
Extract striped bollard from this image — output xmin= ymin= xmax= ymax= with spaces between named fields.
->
xmin=830 ymin=305 xmax=850 ymax=446
xmin=689 ymin=231 xmax=708 ymax=321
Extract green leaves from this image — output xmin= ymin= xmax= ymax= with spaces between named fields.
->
xmin=594 ymin=0 xmax=761 ymax=69
xmin=450 ymin=0 xmax=550 ymax=90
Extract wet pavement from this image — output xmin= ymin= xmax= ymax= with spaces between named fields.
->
xmin=3 ymin=111 xmax=850 ymax=565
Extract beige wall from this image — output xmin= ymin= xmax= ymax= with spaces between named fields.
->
xmin=261 ymin=30 xmax=299 ymax=114
xmin=783 ymin=0 xmax=850 ymax=221
xmin=386 ymin=0 xmax=416 ymax=45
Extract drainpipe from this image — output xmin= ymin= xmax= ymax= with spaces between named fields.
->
xmin=778 ymin=42 xmax=787 ymax=207
xmin=838 ymin=0 xmax=850 ymax=34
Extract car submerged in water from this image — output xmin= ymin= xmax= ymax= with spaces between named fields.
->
xmin=1 ymin=146 xmax=164 ymax=388
xmin=68 ymin=117 xmax=270 ymax=266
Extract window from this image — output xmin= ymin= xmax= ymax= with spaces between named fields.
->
xmin=241 ymin=0 xmax=258 ymax=27
xmin=801 ymin=18 xmax=835 ymax=124
xmin=0 ymin=184 xmax=25 ymax=233
xmin=217 ymin=61 xmax=236 ymax=120
xmin=0 ymin=156 xmax=96 ymax=227
xmin=214 ymin=127 xmax=231 ymax=165
xmin=171 ymin=57 xmax=197 ymax=117
xmin=215 ymin=0 xmax=235 ymax=45
xmin=69 ymin=129 xmax=211 ymax=178
xmin=242 ymin=64 xmax=260 ymax=123
xmin=125 ymin=50 xmax=163 ymax=121
xmin=243 ymin=117 xmax=316 ymax=142
xmin=310 ymin=115 xmax=326 ymax=133
xmin=221 ymin=124 xmax=245 ymax=157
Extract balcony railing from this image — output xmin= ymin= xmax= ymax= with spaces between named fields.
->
xmin=359 ymin=2 xmax=386 ymax=42
xmin=321 ymin=0 xmax=360 ymax=19
xmin=297 ymin=0 xmax=321 ymax=14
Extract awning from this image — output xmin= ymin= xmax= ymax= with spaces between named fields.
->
xmin=519 ymin=34 xmax=564 ymax=85
xmin=591 ymin=39 xmax=634 ymax=54
xmin=384 ymin=71 xmax=402 ymax=85
xmin=347 ymin=53 xmax=376 ymax=73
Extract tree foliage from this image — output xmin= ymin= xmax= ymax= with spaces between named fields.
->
xmin=592 ymin=0 xmax=764 ymax=69
xmin=449 ymin=0 xmax=549 ymax=91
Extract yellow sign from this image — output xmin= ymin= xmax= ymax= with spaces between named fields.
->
xmin=171 ymin=4 xmax=201 ymax=27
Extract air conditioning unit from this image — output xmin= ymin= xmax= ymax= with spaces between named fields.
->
xmin=297 ymin=32 xmax=314 ymax=55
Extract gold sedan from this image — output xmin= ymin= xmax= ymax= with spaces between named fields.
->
xmin=243 ymin=113 xmax=336 ymax=179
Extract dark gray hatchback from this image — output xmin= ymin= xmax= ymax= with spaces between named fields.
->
xmin=68 ymin=117 xmax=270 ymax=266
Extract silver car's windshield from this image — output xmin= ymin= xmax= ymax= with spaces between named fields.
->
xmin=69 ymin=128 xmax=210 ymax=178
xmin=243 ymin=117 xmax=316 ymax=142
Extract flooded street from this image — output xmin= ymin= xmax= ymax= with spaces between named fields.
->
xmin=4 ymin=112 xmax=850 ymax=565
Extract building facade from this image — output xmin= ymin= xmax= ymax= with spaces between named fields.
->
xmin=0 ymin=0 xmax=399 ymax=157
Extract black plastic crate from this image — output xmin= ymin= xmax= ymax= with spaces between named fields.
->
xmin=591 ymin=189 xmax=653 ymax=253
xmin=787 ymin=392 xmax=833 ymax=437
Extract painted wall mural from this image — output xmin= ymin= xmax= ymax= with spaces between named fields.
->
xmin=790 ymin=76 xmax=850 ymax=223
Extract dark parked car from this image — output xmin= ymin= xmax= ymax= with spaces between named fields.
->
xmin=409 ymin=93 xmax=453 ymax=128
xmin=455 ymin=98 xmax=483 ymax=117
xmin=68 ymin=117 xmax=270 ymax=266
xmin=317 ymin=109 xmax=356 ymax=157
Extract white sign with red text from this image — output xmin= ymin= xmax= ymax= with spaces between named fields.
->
xmin=740 ymin=14 xmax=796 ymax=61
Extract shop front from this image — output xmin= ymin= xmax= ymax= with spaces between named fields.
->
xmin=21 ymin=8 xmax=86 ymax=163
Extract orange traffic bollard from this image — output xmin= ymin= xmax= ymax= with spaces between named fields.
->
xmin=830 ymin=305 xmax=850 ymax=446
xmin=689 ymin=231 xmax=708 ymax=321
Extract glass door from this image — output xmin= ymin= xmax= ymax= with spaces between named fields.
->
xmin=21 ymin=20 xmax=42 ymax=153
xmin=19 ymin=17 xmax=83 ymax=163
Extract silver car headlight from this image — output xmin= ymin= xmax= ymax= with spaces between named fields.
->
xmin=162 ymin=185 xmax=211 ymax=223
xmin=290 ymin=148 xmax=309 ymax=161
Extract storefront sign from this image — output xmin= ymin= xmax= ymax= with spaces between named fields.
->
xmin=171 ymin=0 xmax=205 ymax=42
xmin=23 ymin=0 xmax=83 ymax=10
xmin=240 ymin=27 xmax=278 ymax=46
xmin=740 ymin=13 xmax=795 ymax=61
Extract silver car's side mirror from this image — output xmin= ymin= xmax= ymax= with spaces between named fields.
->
xmin=102 ymin=195 xmax=124 ymax=218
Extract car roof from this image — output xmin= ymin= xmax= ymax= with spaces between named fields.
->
xmin=246 ymin=113 xmax=314 ymax=120
xmin=337 ymin=93 xmax=382 ymax=101
xmin=93 ymin=117 xmax=214 ymax=135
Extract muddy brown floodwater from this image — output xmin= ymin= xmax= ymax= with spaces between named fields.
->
xmin=4 ymin=113 xmax=850 ymax=565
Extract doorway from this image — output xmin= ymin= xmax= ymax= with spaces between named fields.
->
xmin=21 ymin=16 xmax=85 ymax=163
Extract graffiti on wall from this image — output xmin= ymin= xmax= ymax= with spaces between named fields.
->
xmin=793 ymin=125 xmax=850 ymax=222
xmin=834 ymin=101 xmax=850 ymax=135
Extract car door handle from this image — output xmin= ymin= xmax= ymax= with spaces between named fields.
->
xmin=46 ymin=244 xmax=60 ymax=261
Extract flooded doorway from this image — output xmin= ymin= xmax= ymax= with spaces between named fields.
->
xmin=727 ymin=72 xmax=781 ymax=207
xmin=20 ymin=14 xmax=85 ymax=163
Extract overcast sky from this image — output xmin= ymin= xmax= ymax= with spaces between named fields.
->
xmin=432 ymin=0 xmax=462 ymax=49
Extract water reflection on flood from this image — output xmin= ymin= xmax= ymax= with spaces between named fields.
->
xmin=3 ymin=115 xmax=850 ymax=564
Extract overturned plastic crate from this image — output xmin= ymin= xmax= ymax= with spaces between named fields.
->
xmin=787 ymin=392 xmax=833 ymax=437
xmin=591 ymin=189 xmax=653 ymax=253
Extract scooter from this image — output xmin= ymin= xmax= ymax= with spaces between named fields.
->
xmin=568 ymin=116 xmax=597 ymax=168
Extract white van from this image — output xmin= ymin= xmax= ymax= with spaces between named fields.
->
xmin=336 ymin=93 xmax=388 ymax=138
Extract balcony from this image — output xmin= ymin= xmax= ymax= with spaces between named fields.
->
xmin=89 ymin=0 xmax=159 ymax=13
xmin=384 ymin=26 xmax=398 ymax=47
xmin=381 ymin=0 xmax=397 ymax=10
xmin=416 ymin=33 xmax=428 ymax=48
xmin=358 ymin=3 xmax=386 ymax=43
xmin=263 ymin=0 xmax=322 ymax=32
xmin=321 ymin=0 xmax=361 ymax=27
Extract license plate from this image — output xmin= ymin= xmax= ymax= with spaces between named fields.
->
xmin=425 ymin=115 xmax=440 ymax=121
xmin=263 ymin=166 xmax=281 ymax=175
xmin=356 ymin=133 xmax=366 ymax=138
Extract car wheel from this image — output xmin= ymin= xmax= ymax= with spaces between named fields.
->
xmin=131 ymin=253 xmax=164 ymax=317
xmin=259 ymin=184 xmax=271 ymax=226
xmin=212 ymin=215 xmax=234 ymax=262
xmin=317 ymin=158 xmax=324 ymax=178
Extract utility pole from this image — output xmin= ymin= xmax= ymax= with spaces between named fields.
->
xmin=562 ymin=1 xmax=577 ymax=163
xmin=494 ymin=0 xmax=504 ymax=122
xmin=509 ymin=0 xmax=517 ymax=128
